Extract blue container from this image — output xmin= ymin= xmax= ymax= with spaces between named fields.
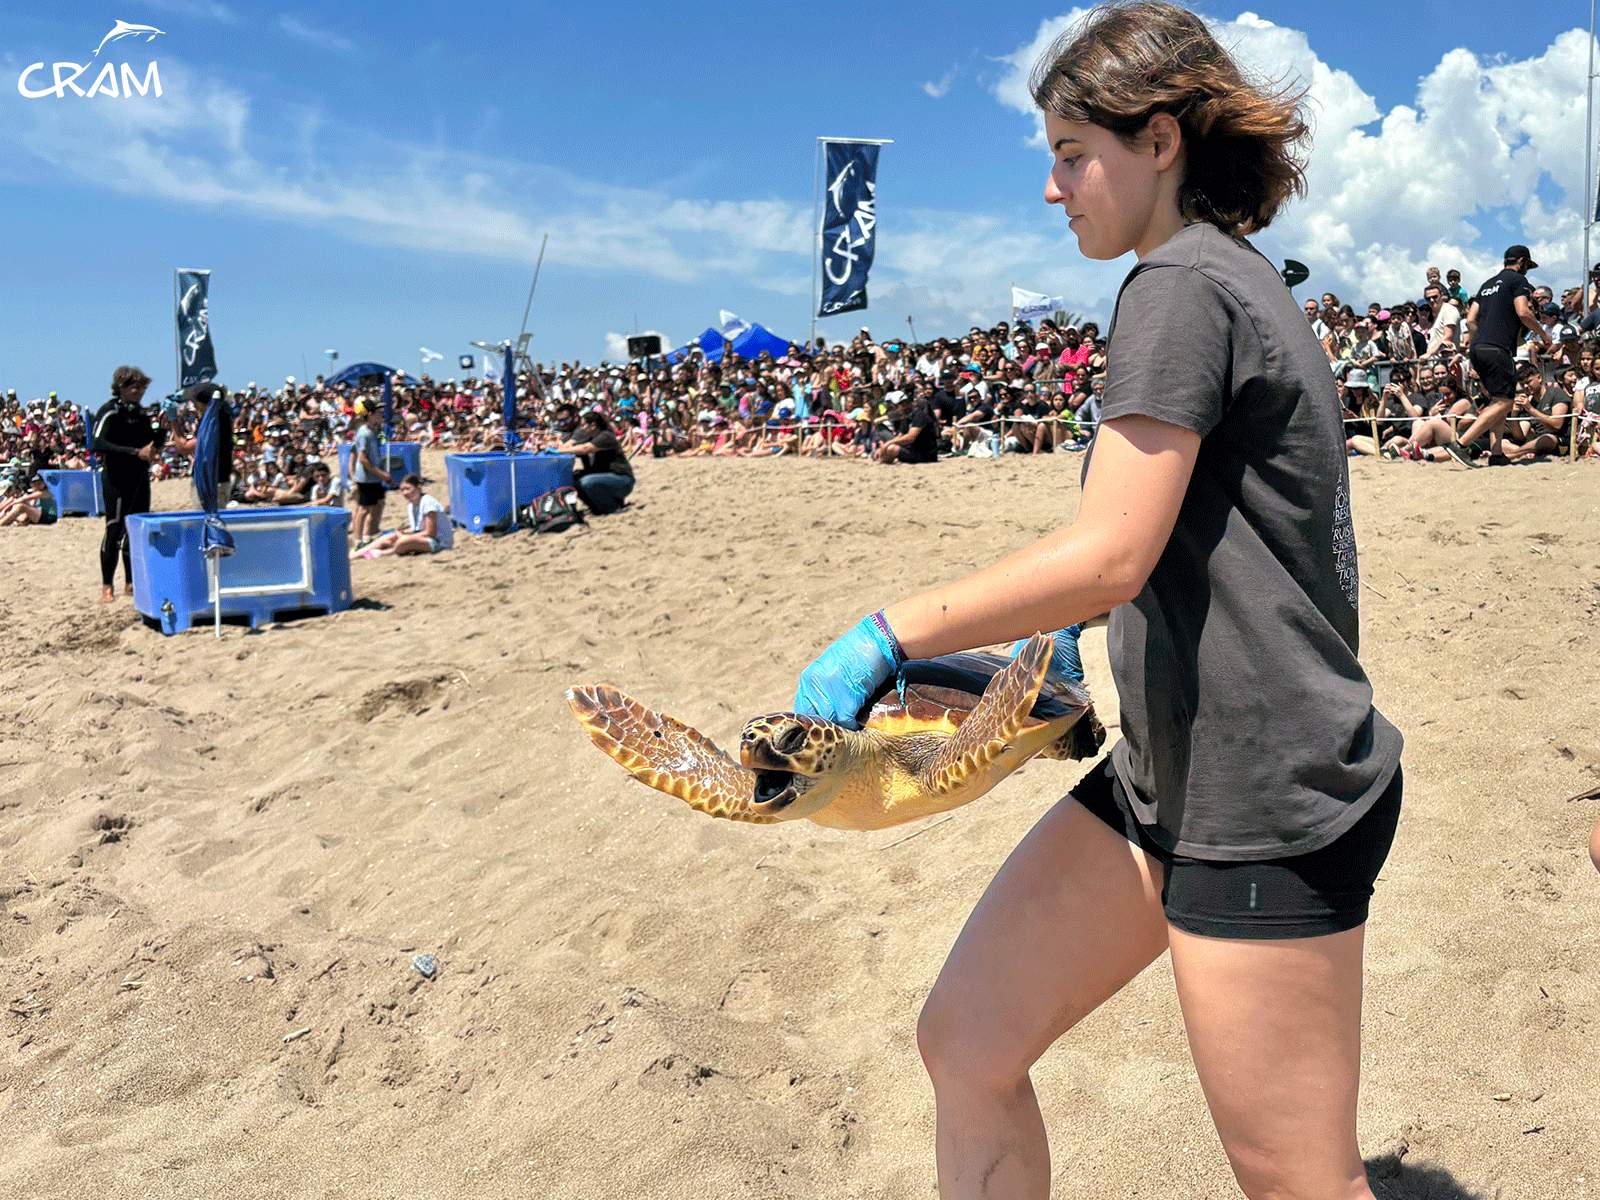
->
xmin=338 ymin=440 xmax=422 ymax=492
xmin=127 ymin=506 xmax=354 ymax=635
xmin=38 ymin=469 xmax=104 ymax=516
xmin=445 ymin=452 xmax=574 ymax=533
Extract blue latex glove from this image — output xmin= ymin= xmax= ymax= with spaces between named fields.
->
xmin=794 ymin=613 xmax=901 ymax=729
xmin=1011 ymin=624 xmax=1084 ymax=684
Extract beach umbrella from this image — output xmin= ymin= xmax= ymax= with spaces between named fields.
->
xmin=191 ymin=384 xmax=235 ymax=639
xmin=381 ymin=374 xmax=394 ymax=445
xmin=502 ymin=341 xmax=520 ymax=528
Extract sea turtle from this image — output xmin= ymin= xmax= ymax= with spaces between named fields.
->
xmin=565 ymin=632 xmax=1104 ymax=831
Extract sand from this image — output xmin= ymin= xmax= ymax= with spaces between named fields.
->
xmin=0 ymin=450 xmax=1596 ymax=1199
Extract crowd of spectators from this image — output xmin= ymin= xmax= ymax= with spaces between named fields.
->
xmin=3 ymin=261 xmax=1596 ymax=524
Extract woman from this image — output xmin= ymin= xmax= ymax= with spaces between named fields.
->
xmin=0 ymin=473 xmax=58 ymax=527
xmin=555 ymin=410 xmax=634 ymax=515
xmin=792 ymin=6 xmax=1403 ymax=1198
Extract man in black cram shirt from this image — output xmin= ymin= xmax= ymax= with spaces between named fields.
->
xmin=1446 ymin=244 xmax=1551 ymax=465
xmin=92 ymin=365 xmax=166 ymax=603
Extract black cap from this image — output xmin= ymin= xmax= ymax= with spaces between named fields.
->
xmin=1504 ymin=244 xmax=1538 ymax=270
xmin=181 ymin=380 xmax=226 ymax=406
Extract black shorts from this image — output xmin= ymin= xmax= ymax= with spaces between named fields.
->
xmin=354 ymin=480 xmax=386 ymax=507
xmin=1069 ymin=758 xmax=1403 ymax=941
xmin=1469 ymin=343 xmax=1516 ymax=399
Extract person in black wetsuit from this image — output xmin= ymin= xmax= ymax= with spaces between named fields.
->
xmin=92 ymin=365 xmax=166 ymax=603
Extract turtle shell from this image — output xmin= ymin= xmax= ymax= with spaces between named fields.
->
xmin=854 ymin=651 xmax=1087 ymax=730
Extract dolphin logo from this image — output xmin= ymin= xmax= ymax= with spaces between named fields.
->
xmin=828 ymin=161 xmax=856 ymax=216
xmin=93 ymin=20 xmax=166 ymax=57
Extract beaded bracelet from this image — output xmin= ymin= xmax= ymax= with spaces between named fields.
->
xmin=868 ymin=608 xmax=907 ymax=669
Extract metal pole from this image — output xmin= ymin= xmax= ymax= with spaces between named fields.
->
xmin=519 ymin=233 xmax=549 ymax=343
xmin=209 ymin=555 xmax=221 ymax=639
xmin=811 ymin=138 xmax=822 ymax=351
xmin=172 ymin=270 xmax=181 ymax=396
xmin=1586 ymin=0 xmax=1596 ymax=318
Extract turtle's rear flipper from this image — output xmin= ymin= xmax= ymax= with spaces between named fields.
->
xmin=566 ymin=685 xmax=775 ymax=823
xmin=926 ymin=633 xmax=1054 ymax=796
xmin=1039 ymin=702 xmax=1106 ymax=761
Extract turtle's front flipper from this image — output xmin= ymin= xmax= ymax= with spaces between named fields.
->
xmin=925 ymin=633 xmax=1054 ymax=796
xmin=566 ymin=685 xmax=777 ymax=823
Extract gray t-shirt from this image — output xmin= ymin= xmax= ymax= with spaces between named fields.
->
xmin=352 ymin=425 xmax=382 ymax=484
xmin=1091 ymin=222 xmax=1402 ymax=861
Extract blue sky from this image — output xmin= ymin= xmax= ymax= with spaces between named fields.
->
xmin=0 ymin=2 xmax=1592 ymax=405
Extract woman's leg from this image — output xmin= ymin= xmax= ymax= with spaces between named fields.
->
xmin=1168 ymin=924 xmax=1374 ymax=1200
xmin=1512 ymin=432 xmax=1558 ymax=460
xmin=576 ymin=473 xmax=632 ymax=515
xmin=917 ymin=794 xmax=1169 ymax=1199
xmin=352 ymin=531 xmax=400 ymax=558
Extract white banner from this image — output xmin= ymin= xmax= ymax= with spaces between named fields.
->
xmin=718 ymin=309 xmax=750 ymax=339
xmin=1011 ymin=285 xmax=1065 ymax=323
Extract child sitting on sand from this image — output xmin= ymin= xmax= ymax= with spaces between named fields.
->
xmin=352 ymin=474 xmax=453 ymax=558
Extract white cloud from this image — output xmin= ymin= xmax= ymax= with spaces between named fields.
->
xmin=991 ymin=11 xmax=1597 ymax=311
xmin=4 ymin=16 xmax=1592 ymax=355
xmin=921 ymin=67 xmax=958 ymax=99
xmin=602 ymin=331 xmax=673 ymax=361
xmin=278 ymin=14 xmax=355 ymax=53
xmin=0 ymin=58 xmax=812 ymax=285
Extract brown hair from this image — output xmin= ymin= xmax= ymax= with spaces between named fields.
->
xmin=1030 ymin=1 xmax=1309 ymax=235
xmin=110 ymin=364 xmax=152 ymax=396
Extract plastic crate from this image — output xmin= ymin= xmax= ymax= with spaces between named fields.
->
xmin=128 ymin=506 xmax=354 ymax=635
xmin=337 ymin=440 xmax=422 ymax=492
xmin=444 ymin=452 xmax=574 ymax=533
xmin=38 ymin=469 xmax=104 ymax=516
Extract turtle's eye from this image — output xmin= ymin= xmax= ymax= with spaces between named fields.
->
xmin=776 ymin=724 xmax=809 ymax=756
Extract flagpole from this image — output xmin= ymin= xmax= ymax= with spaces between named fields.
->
xmin=1585 ymin=0 xmax=1596 ymax=318
xmin=810 ymin=139 xmax=822 ymax=352
xmin=172 ymin=269 xmax=181 ymax=398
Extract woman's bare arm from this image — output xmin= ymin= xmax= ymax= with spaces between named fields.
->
xmin=884 ymin=414 xmax=1199 ymax=657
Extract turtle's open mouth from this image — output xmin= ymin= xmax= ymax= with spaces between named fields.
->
xmin=752 ymin=770 xmax=797 ymax=810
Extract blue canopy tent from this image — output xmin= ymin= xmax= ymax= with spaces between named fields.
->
xmin=325 ymin=361 xmax=420 ymax=389
xmin=664 ymin=328 xmax=723 ymax=364
xmin=729 ymin=322 xmax=792 ymax=361
xmin=664 ymin=323 xmax=795 ymax=365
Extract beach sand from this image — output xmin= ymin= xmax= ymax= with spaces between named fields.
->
xmin=1 ymin=451 xmax=1596 ymax=1199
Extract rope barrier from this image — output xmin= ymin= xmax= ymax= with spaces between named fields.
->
xmin=1338 ymin=409 xmax=1584 ymax=427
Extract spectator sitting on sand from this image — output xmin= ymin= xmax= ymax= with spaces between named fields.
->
xmin=1499 ymin=363 xmax=1570 ymax=462
xmin=0 ymin=473 xmax=58 ymax=526
xmin=353 ymin=474 xmax=452 ymax=558
xmin=306 ymin=462 xmax=337 ymax=505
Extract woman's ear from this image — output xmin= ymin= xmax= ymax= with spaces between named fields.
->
xmin=1147 ymin=111 xmax=1183 ymax=170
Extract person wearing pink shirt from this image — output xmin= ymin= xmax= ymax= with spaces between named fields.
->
xmin=1055 ymin=326 xmax=1091 ymax=393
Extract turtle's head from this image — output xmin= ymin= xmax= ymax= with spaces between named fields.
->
xmin=739 ymin=713 xmax=857 ymax=821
